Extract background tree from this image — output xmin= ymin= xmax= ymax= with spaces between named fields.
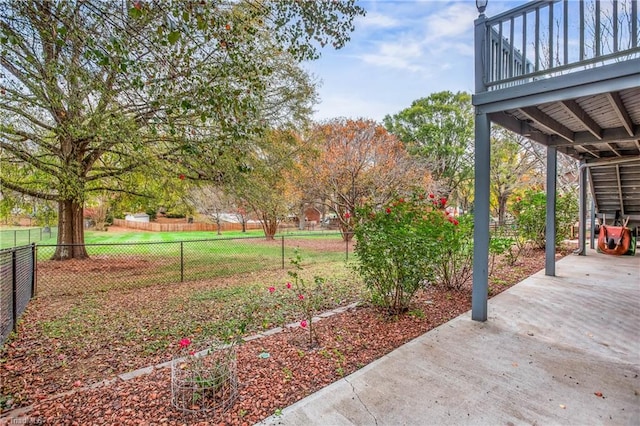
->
xmin=84 ymin=192 xmax=112 ymax=231
xmin=186 ymin=185 xmax=234 ymax=235
xmin=490 ymin=127 xmax=542 ymax=225
xmin=228 ymin=129 xmax=303 ymax=240
xmin=0 ymin=0 xmax=364 ymax=259
xmin=516 ymin=138 xmax=578 ymax=194
xmin=0 ymin=190 xmax=20 ymax=225
xmin=304 ymin=118 xmax=427 ymax=241
xmin=383 ymin=91 xmax=474 ymax=202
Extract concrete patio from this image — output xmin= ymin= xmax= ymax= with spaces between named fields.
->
xmin=259 ymin=250 xmax=640 ymax=426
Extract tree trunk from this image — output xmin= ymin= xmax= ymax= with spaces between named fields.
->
xmin=340 ymin=225 xmax=354 ymax=242
xmin=260 ymin=213 xmax=278 ymax=240
xmin=497 ymin=194 xmax=508 ymax=226
xmin=52 ymin=199 xmax=88 ymax=260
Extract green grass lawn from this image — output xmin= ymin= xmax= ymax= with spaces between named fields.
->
xmin=83 ymin=228 xmax=266 ymax=243
xmin=0 ymin=225 xmax=341 ymax=249
xmin=81 ymin=228 xmax=341 ymax=244
xmin=0 ymin=227 xmax=57 ymax=249
xmin=34 ymin=230 xmax=352 ymax=299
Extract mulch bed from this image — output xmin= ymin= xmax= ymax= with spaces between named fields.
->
xmin=1 ymin=246 xmax=571 ymax=425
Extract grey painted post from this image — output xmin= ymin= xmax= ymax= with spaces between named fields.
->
xmin=576 ymin=162 xmax=587 ymax=255
xmin=545 ymin=146 xmax=557 ymax=276
xmin=590 ymin=198 xmax=596 ymax=249
xmin=473 ymin=113 xmax=491 ymax=321
xmin=472 ymin=12 xmax=490 ymax=322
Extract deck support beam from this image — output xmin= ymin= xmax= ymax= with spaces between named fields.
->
xmin=545 ymin=146 xmax=558 ymax=276
xmin=472 ymin=112 xmax=491 ymax=322
xmin=576 ymin=161 xmax=587 ymax=255
xmin=472 ymin=12 xmax=490 ymax=323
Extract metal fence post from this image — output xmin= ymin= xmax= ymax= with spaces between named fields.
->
xmin=12 ymin=249 xmax=17 ymax=333
xmin=281 ymin=235 xmax=285 ymax=269
xmin=180 ymin=242 xmax=184 ymax=283
xmin=14 ymin=230 xmax=16 ymax=247
xmin=28 ymin=229 xmax=31 ymax=244
xmin=31 ymin=243 xmax=37 ymax=298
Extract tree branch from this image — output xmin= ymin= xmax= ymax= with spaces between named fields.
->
xmin=0 ymin=102 xmax=56 ymax=132
xmin=0 ymin=141 xmax=62 ymax=178
xmin=86 ymin=187 xmax=151 ymax=198
xmin=0 ymin=177 xmax=58 ymax=201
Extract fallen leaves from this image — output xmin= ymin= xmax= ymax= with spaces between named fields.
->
xmin=0 ymin=247 xmax=558 ymax=424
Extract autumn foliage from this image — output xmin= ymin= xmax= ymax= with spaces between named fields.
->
xmin=303 ymin=118 xmax=429 ymax=241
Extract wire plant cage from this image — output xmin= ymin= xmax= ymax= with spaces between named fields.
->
xmin=171 ymin=342 xmax=238 ymax=416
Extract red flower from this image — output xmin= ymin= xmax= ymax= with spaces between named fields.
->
xmin=453 ymin=219 xmax=459 ymax=226
xmin=429 ymin=193 xmax=435 ymax=199
xmin=298 ymin=294 xmax=304 ymax=300
xmin=300 ymin=320 xmax=308 ymax=328
xmin=516 ymin=197 xmax=522 ymax=202
xmin=268 ymin=286 xmax=275 ymax=293
xmin=398 ymin=198 xmax=404 ymax=203
xmin=286 ymin=282 xmax=292 ymax=289
xmin=386 ymin=207 xmax=391 ymax=214
xmin=344 ymin=212 xmax=351 ymax=219
xmin=440 ymin=197 xmax=447 ymax=206
xmin=179 ymin=338 xmax=191 ymax=349
xmin=179 ymin=174 xmax=185 ymax=180
xmin=189 ymin=350 xmax=196 ymax=356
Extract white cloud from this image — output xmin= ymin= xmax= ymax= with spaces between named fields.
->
xmin=429 ymin=40 xmax=475 ymax=57
xmin=424 ymin=3 xmax=478 ymax=42
xmin=359 ymin=39 xmax=426 ymax=72
xmin=357 ymin=11 xmax=400 ymax=29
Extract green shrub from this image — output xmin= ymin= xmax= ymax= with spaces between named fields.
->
xmin=145 ymin=208 xmax=157 ymax=221
xmin=165 ymin=212 xmax=186 ymax=219
xmin=436 ymin=213 xmax=474 ymax=290
xmin=354 ymin=194 xmax=473 ymax=314
xmin=512 ymin=190 xmax=578 ymax=249
xmin=489 ymin=234 xmax=515 ymax=272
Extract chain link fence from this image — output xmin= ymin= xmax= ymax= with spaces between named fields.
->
xmin=0 ymin=226 xmax=58 ymax=249
xmin=0 ymin=244 xmax=36 ymax=345
xmin=35 ymin=233 xmax=352 ymax=299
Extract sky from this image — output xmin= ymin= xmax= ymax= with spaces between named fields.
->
xmin=303 ymin=0 xmax=523 ymax=123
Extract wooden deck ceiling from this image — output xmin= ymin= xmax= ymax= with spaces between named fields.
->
xmin=490 ymin=83 xmax=640 ymax=222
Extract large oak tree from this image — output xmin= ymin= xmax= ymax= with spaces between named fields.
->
xmin=0 ymin=0 xmax=364 ymax=259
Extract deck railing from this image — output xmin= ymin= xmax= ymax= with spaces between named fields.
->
xmin=478 ymin=0 xmax=640 ymax=91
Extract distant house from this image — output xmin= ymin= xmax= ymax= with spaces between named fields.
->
xmin=125 ymin=213 xmax=150 ymax=223
xmin=303 ymin=207 xmax=321 ymax=223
